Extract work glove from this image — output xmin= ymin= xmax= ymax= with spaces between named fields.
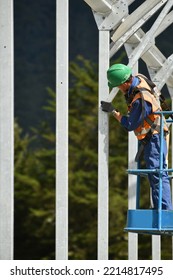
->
xmin=101 ymin=101 xmax=115 ymax=113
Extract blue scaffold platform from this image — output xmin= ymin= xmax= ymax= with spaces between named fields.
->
xmin=124 ymin=209 xmax=173 ymax=235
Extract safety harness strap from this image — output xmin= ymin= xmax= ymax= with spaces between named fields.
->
xmin=134 ymin=87 xmax=167 ymax=162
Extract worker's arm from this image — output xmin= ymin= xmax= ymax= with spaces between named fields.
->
xmin=101 ymin=99 xmax=152 ymax=131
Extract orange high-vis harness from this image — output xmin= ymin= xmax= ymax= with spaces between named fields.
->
xmin=129 ymin=74 xmax=169 ymax=161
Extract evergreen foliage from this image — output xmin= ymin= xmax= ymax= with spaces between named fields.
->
xmin=14 ymin=120 xmax=55 ymax=260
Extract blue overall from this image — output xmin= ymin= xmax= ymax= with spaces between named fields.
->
xmin=121 ymin=76 xmax=173 ymax=210
xmin=144 ymin=134 xmax=172 ymax=210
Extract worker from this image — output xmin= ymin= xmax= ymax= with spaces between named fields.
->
xmin=101 ymin=63 xmax=173 ymax=210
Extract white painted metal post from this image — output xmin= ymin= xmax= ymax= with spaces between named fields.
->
xmin=128 ymin=134 xmax=138 ymax=260
xmin=152 ymin=236 xmax=161 ymax=260
xmin=149 ymin=70 xmax=162 ymax=261
xmin=56 ymin=0 xmax=69 ymax=260
xmin=98 ymin=30 xmax=110 ymax=260
xmin=124 ymin=43 xmax=139 ymax=259
xmin=128 ymin=61 xmax=138 ymax=260
xmin=0 ymin=0 xmax=14 ymax=260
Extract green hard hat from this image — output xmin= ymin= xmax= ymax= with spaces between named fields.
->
xmin=107 ymin=64 xmax=132 ymax=88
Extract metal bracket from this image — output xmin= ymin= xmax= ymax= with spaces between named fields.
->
xmin=91 ymin=0 xmax=129 ymax=31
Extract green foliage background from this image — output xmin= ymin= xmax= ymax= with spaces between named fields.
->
xmin=14 ymin=56 xmax=173 ymax=260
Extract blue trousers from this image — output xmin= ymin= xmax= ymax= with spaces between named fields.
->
xmin=143 ymin=134 xmax=173 ymax=210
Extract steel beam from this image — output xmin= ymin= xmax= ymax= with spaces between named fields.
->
xmin=56 ymin=0 xmax=69 ymax=260
xmin=0 ymin=0 xmax=14 ymax=260
xmin=125 ymin=46 xmax=138 ymax=260
xmin=98 ymin=30 xmax=110 ymax=260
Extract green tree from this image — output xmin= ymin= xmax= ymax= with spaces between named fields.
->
xmin=68 ymin=56 xmax=98 ymax=259
xmin=14 ymin=120 xmax=55 ymax=260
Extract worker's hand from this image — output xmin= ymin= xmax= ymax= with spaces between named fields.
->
xmin=100 ymin=101 xmax=115 ymax=113
xmin=112 ymin=110 xmax=122 ymax=122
